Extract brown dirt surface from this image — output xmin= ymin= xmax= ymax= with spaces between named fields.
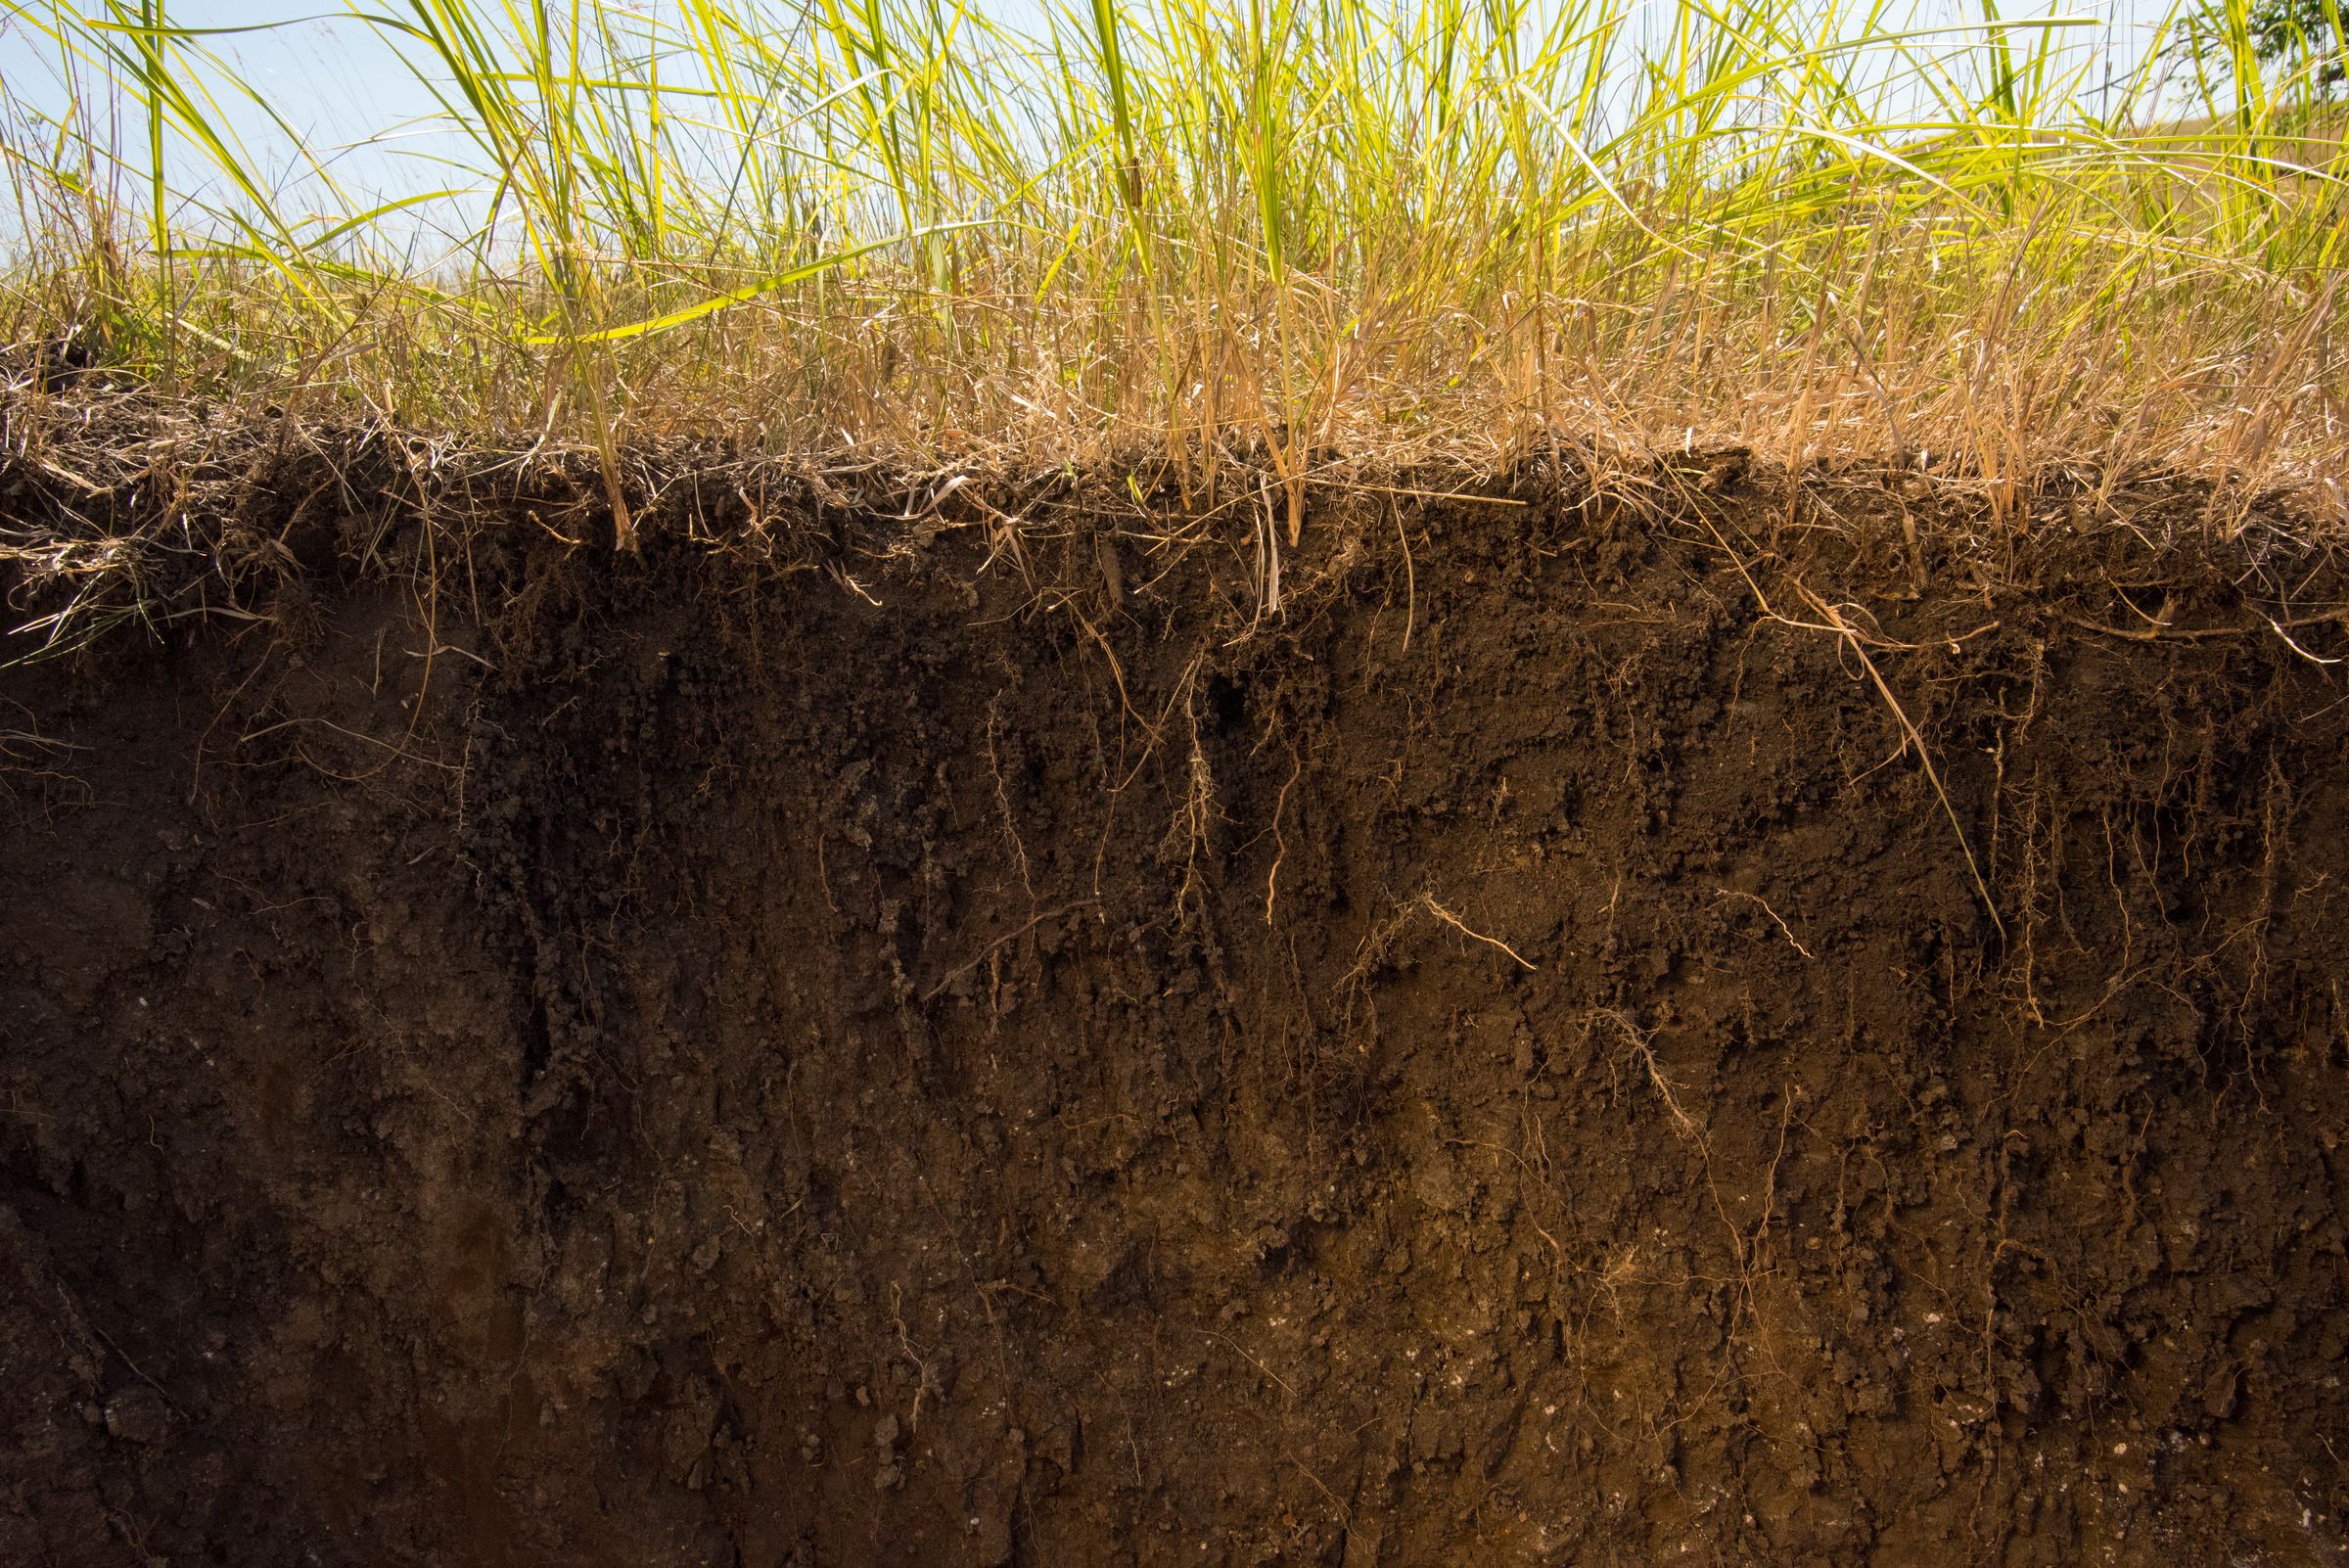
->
xmin=4 ymin=454 xmax=2349 ymax=1566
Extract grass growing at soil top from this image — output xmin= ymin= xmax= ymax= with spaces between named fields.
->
xmin=1 ymin=0 xmax=2346 ymax=537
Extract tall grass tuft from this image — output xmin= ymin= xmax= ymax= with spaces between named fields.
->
xmin=1 ymin=0 xmax=2344 ymax=514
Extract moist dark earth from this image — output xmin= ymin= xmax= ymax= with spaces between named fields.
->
xmin=4 ymin=463 xmax=2349 ymax=1567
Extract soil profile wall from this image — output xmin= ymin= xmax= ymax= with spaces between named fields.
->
xmin=3 ymin=472 xmax=2347 ymax=1566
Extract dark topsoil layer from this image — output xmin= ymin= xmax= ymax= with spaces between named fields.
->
xmin=4 ymin=454 xmax=2349 ymax=1567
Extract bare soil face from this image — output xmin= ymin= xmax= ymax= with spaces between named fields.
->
xmin=4 ymin=467 xmax=2348 ymax=1567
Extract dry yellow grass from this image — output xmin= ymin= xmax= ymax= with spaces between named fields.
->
xmin=1 ymin=0 xmax=2345 ymax=536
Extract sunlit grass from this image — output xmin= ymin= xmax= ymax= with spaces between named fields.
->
xmin=1 ymin=0 xmax=2345 ymax=532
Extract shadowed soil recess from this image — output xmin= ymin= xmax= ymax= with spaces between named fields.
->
xmin=4 ymin=465 xmax=2349 ymax=1567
